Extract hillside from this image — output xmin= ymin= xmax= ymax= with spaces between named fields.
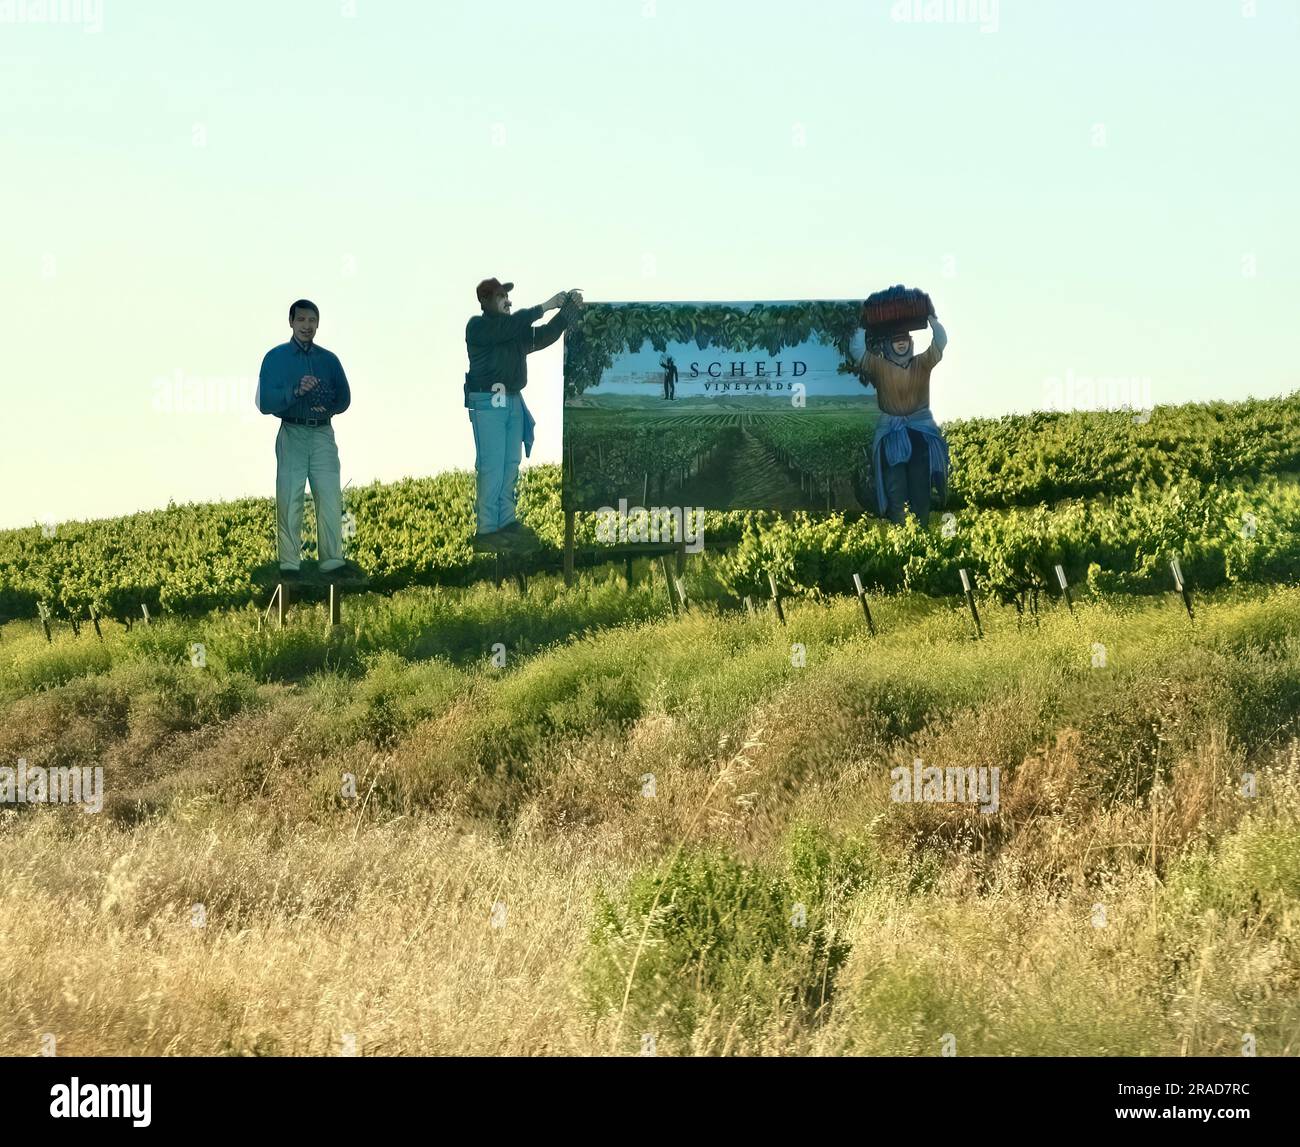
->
xmin=1 ymin=392 xmax=1297 ymax=1056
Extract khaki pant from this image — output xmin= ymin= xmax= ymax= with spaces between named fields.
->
xmin=275 ymin=422 xmax=343 ymax=570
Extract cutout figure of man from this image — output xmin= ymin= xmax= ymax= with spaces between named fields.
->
xmin=464 ymin=278 xmax=581 ymax=552
xmin=256 ymin=299 xmax=352 ymax=576
xmin=660 ymin=354 xmax=678 ymax=400
xmin=858 ymin=308 xmax=949 ymax=527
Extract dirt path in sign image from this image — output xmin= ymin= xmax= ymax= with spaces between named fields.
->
xmin=671 ymin=426 xmax=812 ymax=511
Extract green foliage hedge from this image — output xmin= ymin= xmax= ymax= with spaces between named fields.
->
xmin=2 ymin=395 xmax=1296 ymax=622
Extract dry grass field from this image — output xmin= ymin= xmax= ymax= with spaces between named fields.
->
xmin=2 ymin=577 xmax=1298 ymax=1056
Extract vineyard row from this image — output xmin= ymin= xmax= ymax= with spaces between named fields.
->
xmin=2 ymin=465 xmax=1297 ymax=623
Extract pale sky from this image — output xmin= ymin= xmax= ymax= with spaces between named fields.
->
xmin=2 ymin=0 xmax=1297 ymax=529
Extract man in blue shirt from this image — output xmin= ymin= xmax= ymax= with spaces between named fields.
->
xmin=256 ymin=299 xmax=352 ymax=576
xmin=464 ymin=278 xmax=580 ymax=551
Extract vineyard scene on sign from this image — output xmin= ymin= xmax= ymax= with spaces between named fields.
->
xmin=563 ymin=301 xmax=880 ymax=512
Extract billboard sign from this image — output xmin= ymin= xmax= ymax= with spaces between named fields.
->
xmin=562 ymin=300 xmax=878 ymax=512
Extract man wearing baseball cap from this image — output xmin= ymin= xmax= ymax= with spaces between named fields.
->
xmin=464 ymin=278 xmax=581 ymax=552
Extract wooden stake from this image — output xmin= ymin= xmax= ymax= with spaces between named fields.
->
xmin=329 ymin=584 xmax=342 ymax=627
xmin=90 ymin=605 xmax=103 ymax=640
xmin=1054 ymin=563 xmax=1074 ymax=613
xmin=659 ymin=556 xmax=678 ymax=615
xmin=267 ymin=582 xmax=285 ymax=629
xmin=852 ymin=573 xmax=876 ymax=635
xmin=768 ymin=571 xmax=785 ymax=626
xmin=1171 ymin=557 xmax=1194 ymax=621
xmin=959 ymin=568 xmax=982 ymax=639
xmin=38 ymin=602 xmax=52 ymax=644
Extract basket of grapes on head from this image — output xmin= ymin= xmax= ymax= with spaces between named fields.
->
xmin=860 ymin=285 xmax=933 ymax=342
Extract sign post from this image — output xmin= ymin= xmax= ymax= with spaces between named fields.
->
xmin=563 ymin=510 xmax=576 ymax=587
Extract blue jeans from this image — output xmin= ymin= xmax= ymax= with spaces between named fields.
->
xmin=467 ymin=391 xmax=524 ymax=534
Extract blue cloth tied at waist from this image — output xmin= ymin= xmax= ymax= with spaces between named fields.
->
xmin=870 ymin=406 xmax=950 ymax=516
xmin=520 ymin=393 xmax=536 ymax=458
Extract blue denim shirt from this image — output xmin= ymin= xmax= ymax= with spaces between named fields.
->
xmin=257 ymin=339 xmax=352 ymax=421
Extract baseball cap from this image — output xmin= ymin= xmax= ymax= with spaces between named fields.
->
xmin=475 ymin=277 xmax=514 ymax=306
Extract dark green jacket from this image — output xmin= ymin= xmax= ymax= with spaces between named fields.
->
xmin=464 ymin=305 xmax=568 ymax=401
